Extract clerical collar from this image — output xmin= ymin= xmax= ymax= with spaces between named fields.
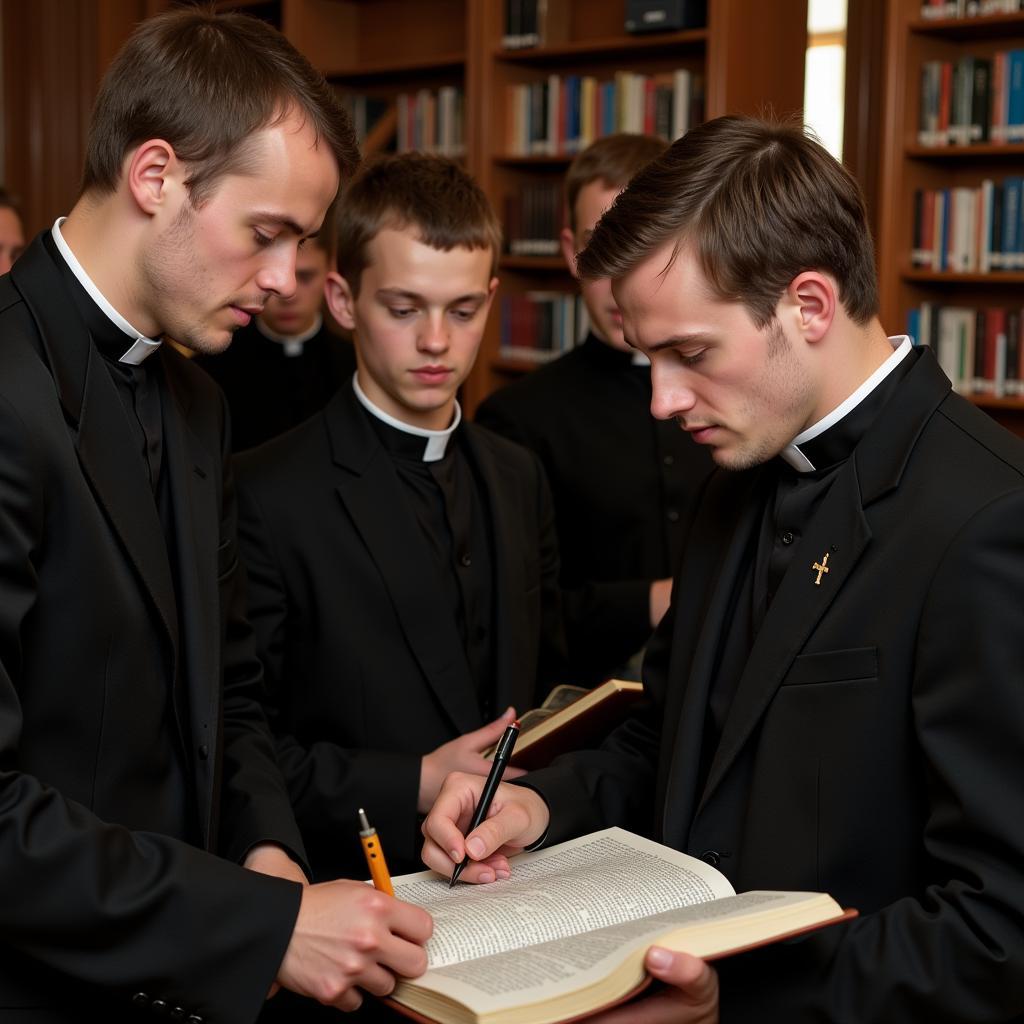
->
xmin=780 ymin=336 xmax=914 ymax=474
xmin=352 ymin=373 xmax=461 ymax=462
xmin=51 ymin=217 xmax=162 ymax=365
xmin=255 ymin=313 xmax=323 ymax=356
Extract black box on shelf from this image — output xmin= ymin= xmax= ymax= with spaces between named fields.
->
xmin=624 ymin=0 xmax=706 ymax=33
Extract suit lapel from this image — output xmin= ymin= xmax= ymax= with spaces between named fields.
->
xmin=10 ymin=238 xmax=179 ymax=654
xmin=326 ymin=390 xmax=481 ymax=735
xmin=661 ymin=470 xmax=770 ymax=845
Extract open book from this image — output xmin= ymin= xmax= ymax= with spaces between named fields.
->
xmin=488 ymin=680 xmax=645 ymax=770
xmin=385 ymin=827 xmax=854 ymax=1024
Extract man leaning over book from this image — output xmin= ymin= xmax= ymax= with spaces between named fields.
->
xmin=421 ymin=115 xmax=1024 ymax=1022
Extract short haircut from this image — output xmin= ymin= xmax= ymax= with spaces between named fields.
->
xmin=334 ymin=153 xmax=501 ymax=296
xmin=565 ymin=133 xmax=668 ymax=232
xmin=577 ymin=115 xmax=879 ymax=328
xmin=81 ymin=8 xmax=359 ymax=205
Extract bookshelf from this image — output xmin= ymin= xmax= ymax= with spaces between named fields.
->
xmin=877 ymin=1 xmax=1024 ymax=434
xmin=461 ymin=0 xmax=809 ymax=411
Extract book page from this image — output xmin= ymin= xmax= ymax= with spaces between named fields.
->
xmin=391 ymin=827 xmax=734 ymax=969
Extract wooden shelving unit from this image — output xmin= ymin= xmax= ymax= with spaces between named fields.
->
xmin=878 ymin=0 xmax=1024 ymax=435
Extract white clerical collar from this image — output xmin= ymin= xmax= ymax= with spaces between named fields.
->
xmin=352 ymin=373 xmax=461 ymax=462
xmin=780 ymin=335 xmax=913 ymax=473
xmin=51 ymin=217 xmax=162 ymax=366
xmin=255 ymin=313 xmax=323 ymax=356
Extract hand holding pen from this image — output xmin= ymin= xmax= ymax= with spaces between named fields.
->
xmin=449 ymin=720 xmax=520 ymax=887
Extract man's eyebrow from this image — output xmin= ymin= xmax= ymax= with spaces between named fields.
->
xmin=253 ymin=212 xmax=318 ymax=238
xmin=375 ymin=288 xmax=489 ymax=304
xmin=645 ymin=332 xmax=715 ymax=353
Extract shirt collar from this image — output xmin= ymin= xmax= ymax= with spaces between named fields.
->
xmin=352 ymin=373 xmax=461 ymax=462
xmin=780 ymin=336 xmax=914 ymax=473
xmin=51 ymin=217 xmax=162 ymax=366
xmin=255 ymin=313 xmax=324 ymax=355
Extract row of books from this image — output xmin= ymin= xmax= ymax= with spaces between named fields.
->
xmin=396 ymin=88 xmax=465 ymax=156
xmin=499 ymin=291 xmax=590 ymax=363
xmin=907 ymin=303 xmax=1024 ymax=396
xmin=501 ymin=0 xmax=569 ymax=50
xmin=506 ymin=69 xmax=704 ymax=156
xmin=920 ymin=0 xmax=1024 ymax=16
xmin=504 ymin=182 xmax=565 ymax=256
xmin=911 ymin=179 xmax=1024 ymax=272
xmin=338 ymin=89 xmax=465 ymax=156
xmin=917 ymin=52 xmax=1024 ymax=147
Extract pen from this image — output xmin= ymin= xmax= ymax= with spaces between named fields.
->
xmin=449 ymin=719 xmax=520 ymax=888
xmin=358 ymin=807 xmax=394 ymax=896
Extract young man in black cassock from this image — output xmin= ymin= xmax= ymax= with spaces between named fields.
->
xmin=235 ymin=154 xmax=567 ymax=891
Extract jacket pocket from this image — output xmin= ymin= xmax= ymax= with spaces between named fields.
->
xmin=782 ymin=646 xmax=878 ymax=687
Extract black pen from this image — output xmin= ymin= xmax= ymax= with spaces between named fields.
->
xmin=449 ymin=719 xmax=520 ymax=888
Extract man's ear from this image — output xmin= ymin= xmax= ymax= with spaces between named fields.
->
xmin=124 ymin=139 xmax=180 ymax=216
xmin=787 ymin=271 xmax=836 ymax=344
xmin=325 ymin=271 xmax=357 ymax=330
xmin=559 ymin=226 xmax=580 ymax=280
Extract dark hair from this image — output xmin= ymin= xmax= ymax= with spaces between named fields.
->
xmin=577 ymin=115 xmax=878 ymax=327
xmin=565 ymin=133 xmax=668 ymax=232
xmin=81 ymin=7 xmax=359 ymax=205
xmin=334 ymin=153 xmax=501 ymax=296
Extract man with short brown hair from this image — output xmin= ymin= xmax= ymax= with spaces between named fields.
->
xmin=235 ymin=153 xmax=567 ymax=896
xmin=423 ymin=115 xmax=1024 ymax=1022
xmin=0 ymin=10 xmax=431 ymax=1021
xmin=477 ymin=134 xmax=713 ymax=684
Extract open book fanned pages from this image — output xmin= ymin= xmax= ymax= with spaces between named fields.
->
xmin=385 ymin=827 xmax=854 ymax=1024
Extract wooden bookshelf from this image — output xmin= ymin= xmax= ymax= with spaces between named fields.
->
xmin=877 ymin=1 xmax=1024 ymax=433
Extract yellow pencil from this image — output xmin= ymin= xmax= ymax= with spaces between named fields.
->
xmin=358 ymin=807 xmax=394 ymax=896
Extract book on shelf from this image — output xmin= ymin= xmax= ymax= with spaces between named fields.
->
xmin=505 ymin=69 xmax=704 ymax=156
xmin=383 ymin=827 xmax=855 ymax=1024
xmin=911 ymin=176 xmax=1024 ymax=272
xmin=499 ymin=292 xmax=589 ymax=364
xmin=920 ymin=1 xmax=1024 ymax=17
xmin=502 ymin=0 xmax=570 ymax=50
xmin=504 ymin=181 xmax=564 ymax=256
xmin=395 ymin=87 xmax=465 ymax=156
xmin=488 ymin=679 xmax=646 ymax=770
xmin=906 ymin=302 xmax=1024 ymax=396
xmin=917 ymin=50 xmax=1024 ymax=147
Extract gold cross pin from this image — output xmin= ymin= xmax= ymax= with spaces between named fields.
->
xmin=812 ymin=552 xmax=830 ymax=585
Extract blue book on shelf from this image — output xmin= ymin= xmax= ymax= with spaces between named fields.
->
xmin=566 ymin=75 xmax=580 ymax=152
xmin=1002 ymin=177 xmax=1022 ymax=270
xmin=1008 ymin=50 xmax=1024 ymax=142
xmin=907 ymin=307 xmax=920 ymax=347
xmin=603 ymin=82 xmax=616 ymax=136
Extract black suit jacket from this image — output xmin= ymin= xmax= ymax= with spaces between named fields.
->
xmin=0 ymin=237 xmax=303 ymax=1024
xmin=194 ymin=321 xmax=356 ymax=452
xmin=477 ymin=336 xmax=713 ymax=681
xmin=527 ymin=349 xmax=1024 ymax=1021
xmin=234 ymin=385 xmax=566 ymax=880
